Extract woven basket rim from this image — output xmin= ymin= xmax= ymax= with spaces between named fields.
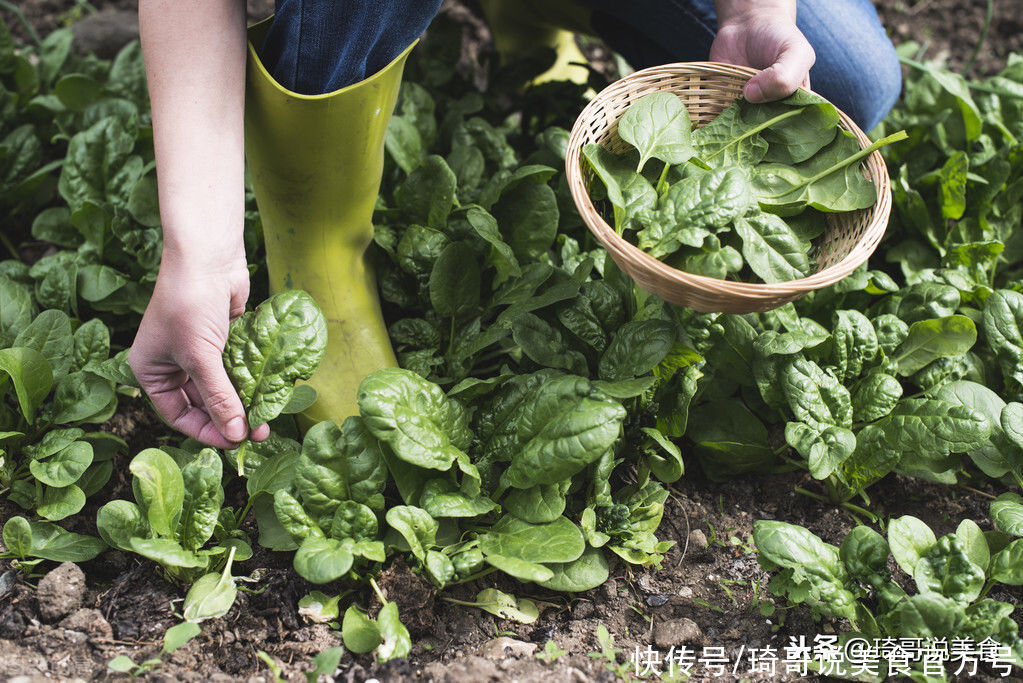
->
xmin=565 ymin=61 xmax=893 ymax=304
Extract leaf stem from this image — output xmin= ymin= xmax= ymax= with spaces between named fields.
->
xmin=448 ymin=567 xmax=497 ymax=586
xmin=0 ymin=1 xmax=42 ymax=46
xmin=793 ymin=485 xmax=829 ymax=504
xmin=220 ymin=544 xmax=237 ymax=580
xmin=236 ymin=441 xmax=248 ymax=477
xmin=655 ymin=162 xmax=671 ymax=195
xmin=440 ymin=596 xmax=484 ymax=607
xmin=370 ymin=576 xmax=387 ymax=605
xmin=447 ymin=317 xmax=456 ymax=359
xmin=472 ymin=363 xmax=504 ymax=376
xmin=235 ymin=497 xmax=255 ymax=526
xmin=841 ymin=501 xmax=878 ymax=523
xmin=772 ymin=443 xmax=793 ymax=457
xmin=966 ymin=81 xmax=1023 ymax=100
xmin=0 ymin=230 xmax=20 ymax=262
xmin=474 ymin=348 xmax=509 ymax=366
xmin=957 ymin=484 xmax=997 ymax=500
xmin=962 ymin=0 xmax=995 ymax=77
xmin=705 ymin=108 xmax=804 ymax=162
xmin=766 ymin=130 xmax=909 ymax=199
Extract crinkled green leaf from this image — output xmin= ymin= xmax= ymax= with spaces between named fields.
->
xmin=29 ymin=441 xmax=92 ymax=487
xmin=224 ymin=290 xmax=327 ymax=426
xmin=358 ymin=368 xmax=471 ymax=473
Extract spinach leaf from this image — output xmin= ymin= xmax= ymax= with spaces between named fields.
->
xmin=983 ymin=290 xmax=1023 ymax=387
xmin=294 ymin=417 xmax=387 ymax=528
xmin=991 ymin=493 xmax=1023 ymax=537
xmin=851 ymin=372 xmax=902 ymax=422
xmin=178 ymin=449 xmax=224 ymax=551
xmin=223 ymin=290 xmax=327 ymax=426
xmin=691 ymin=102 xmax=768 ymax=168
xmin=782 ymin=358 xmax=853 ymax=430
xmin=616 ymin=93 xmax=696 ymax=171
xmin=129 ymin=448 xmax=184 ymax=537
xmin=582 ymin=144 xmax=656 ymax=233
xmin=889 ymin=515 xmax=939 ymax=575
xmin=293 ymin=537 xmax=354 ymax=584
xmin=598 ymin=319 xmax=676 ymax=381
xmin=489 ymin=375 xmax=625 ymax=490
xmin=479 ymin=515 xmax=585 ymax=566
xmin=739 ymin=91 xmax=840 ymax=164
xmin=0 ymin=347 xmax=52 ymax=422
xmin=734 ymin=212 xmax=810 ymax=283
xmin=878 ymin=399 xmax=990 ymax=457
xmin=537 ymin=546 xmax=609 ymax=592
xmin=358 ymin=368 xmax=472 ymax=472
xmin=753 ymin=130 xmax=906 ymax=215
xmin=892 ymin=315 xmax=977 ymax=376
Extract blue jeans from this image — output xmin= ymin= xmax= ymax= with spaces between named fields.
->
xmin=261 ymin=0 xmax=900 ymax=131
xmin=260 ymin=0 xmax=444 ymax=96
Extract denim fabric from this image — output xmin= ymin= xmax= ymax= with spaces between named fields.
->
xmin=583 ymin=0 xmax=902 ymax=131
xmin=260 ymin=0 xmax=443 ymax=95
xmin=260 ymin=0 xmax=900 ymax=130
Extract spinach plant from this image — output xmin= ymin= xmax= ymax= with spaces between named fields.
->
xmin=0 ymin=303 xmax=129 ymax=520
xmin=340 ymin=578 xmax=412 ymax=662
xmin=754 ymin=507 xmax=1023 ymax=680
xmin=96 ymin=447 xmax=249 ymax=584
xmin=1 ymin=514 xmax=106 ymax=571
xmin=222 ymin=289 xmax=327 ymax=474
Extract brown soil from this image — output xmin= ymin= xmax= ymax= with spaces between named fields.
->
xmin=874 ymin=0 xmax=1023 ymax=77
xmin=1 ymin=1 xmax=1021 ymax=682
xmin=2 ymin=467 xmax=1012 ymax=681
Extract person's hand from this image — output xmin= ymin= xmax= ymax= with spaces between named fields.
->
xmin=130 ymin=253 xmax=270 ymax=448
xmin=710 ymin=2 xmax=815 ymax=102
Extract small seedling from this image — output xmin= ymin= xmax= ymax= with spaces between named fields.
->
xmin=536 ymin=639 xmax=568 ymax=663
xmin=107 ymin=655 xmax=161 ymax=678
xmin=588 ymin=625 xmax=633 ymax=680
xmin=256 ymin=651 xmax=284 ymax=683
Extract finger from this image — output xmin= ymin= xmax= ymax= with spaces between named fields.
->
xmin=229 ymin=277 xmax=250 ymax=320
xmin=180 ymin=349 xmax=249 ymax=443
xmin=745 ymin=41 xmax=815 ymax=102
xmin=250 ymin=423 xmax=271 ymax=442
xmin=147 ymin=384 xmax=238 ymax=449
xmin=182 ymin=378 xmax=204 ymax=408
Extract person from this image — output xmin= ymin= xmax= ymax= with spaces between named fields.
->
xmin=130 ymin=0 xmax=902 ymax=448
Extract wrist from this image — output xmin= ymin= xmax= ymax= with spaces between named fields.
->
xmin=159 ymin=237 xmax=248 ymax=281
xmin=715 ymin=0 xmax=796 ymax=26
xmin=159 ymin=205 xmax=247 ymax=271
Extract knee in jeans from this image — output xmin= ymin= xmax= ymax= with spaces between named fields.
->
xmin=826 ymin=38 xmax=903 ymax=132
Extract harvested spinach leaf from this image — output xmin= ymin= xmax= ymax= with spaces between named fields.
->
xmin=585 ymin=92 xmax=905 ymax=283
xmin=223 ymin=290 xmax=327 ymax=426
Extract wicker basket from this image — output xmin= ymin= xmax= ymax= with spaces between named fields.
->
xmin=565 ymin=62 xmax=893 ymax=314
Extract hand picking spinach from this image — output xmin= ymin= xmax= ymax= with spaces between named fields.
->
xmin=584 ymin=92 xmax=906 ymax=283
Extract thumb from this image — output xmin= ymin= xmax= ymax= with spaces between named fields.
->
xmin=181 ymin=350 xmax=249 ymax=443
xmin=744 ymin=42 xmax=815 ymax=102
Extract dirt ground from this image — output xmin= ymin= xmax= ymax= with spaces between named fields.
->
xmin=1 ymin=463 xmax=1009 ymax=682
xmin=1 ymin=1 xmax=1021 ymax=681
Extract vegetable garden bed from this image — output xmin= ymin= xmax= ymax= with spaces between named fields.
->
xmin=1 ymin=1 xmax=1022 ymax=681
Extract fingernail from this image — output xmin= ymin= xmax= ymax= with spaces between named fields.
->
xmin=745 ymin=82 xmax=763 ymax=102
xmin=225 ymin=417 xmax=247 ymax=442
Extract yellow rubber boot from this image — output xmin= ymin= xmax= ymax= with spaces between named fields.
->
xmin=479 ymin=0 xmax=593 ymax=86
xmin=244 ymin=19 xmax=408 ymax=425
